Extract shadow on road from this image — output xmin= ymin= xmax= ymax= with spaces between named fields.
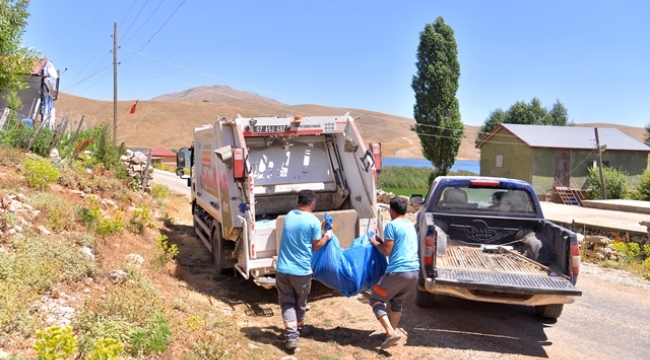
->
xmin=398 ymin=295 xmax=555 ymax=357
xmin=159 ymin=216 xmax=554 ymax=357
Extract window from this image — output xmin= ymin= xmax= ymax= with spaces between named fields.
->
xmin=496 ymin=155 xmax=504 ymax=168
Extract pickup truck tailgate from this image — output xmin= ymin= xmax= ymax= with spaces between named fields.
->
xmin=436 ymin=247 xmax=582 ymax=296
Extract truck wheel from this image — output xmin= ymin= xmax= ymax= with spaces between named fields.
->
xmin=415 ymin=288 xmax=436 ymax=307
xmin=211 ymin=224 xmax=225 ymax=275
xmin=535 ymin=304 xmax=564 ymax=319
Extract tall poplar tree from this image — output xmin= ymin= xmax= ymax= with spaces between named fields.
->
xmin=411 ymin=17 xmax=464 ymax=177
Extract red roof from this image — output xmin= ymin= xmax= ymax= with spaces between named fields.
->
xmin=142 ymin=146 xmax=176 ymax=157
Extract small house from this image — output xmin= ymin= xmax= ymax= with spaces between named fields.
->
xmin=476 ymin=124 xmax=650 ymax=198
xmin=142 ymin=146 xmax=177 ymax=165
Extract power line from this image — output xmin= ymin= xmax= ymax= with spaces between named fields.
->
xmin=121 ymin=0 xmax=165 ymax=46
xmin=76 ymin=67 xmax=112 ymax=97
xmin=121 ymin=0 xmax=187 ymax=64
xmin=121 ymin=0 xmax=149 ymax=40
xmin=63 ymin=62 xmax=112 ymax=91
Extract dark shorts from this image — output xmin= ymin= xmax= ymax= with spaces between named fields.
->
xmin=370 ymin=270 xmax=418 ymax=312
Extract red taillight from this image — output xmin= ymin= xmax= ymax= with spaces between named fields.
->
xmin=424 ymin=235 xmax=435 ymax=265
xmin=370 ymin=143 xmax=382 ymax=171
xmin=233 ymin=148 xmax=245 ymax=180
xmin=570 ymin=244 xmax=581 ymax=277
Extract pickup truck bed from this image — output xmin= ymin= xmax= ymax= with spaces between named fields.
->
xmin=437 ymin=246 xmax=581 ymax=296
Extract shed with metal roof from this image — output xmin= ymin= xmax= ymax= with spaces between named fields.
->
xmin=476 ymin=124 xmax=650 ymax=197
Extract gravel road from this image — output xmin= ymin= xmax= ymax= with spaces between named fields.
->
xmin=154 ymin=170 xmax=650 ymax=359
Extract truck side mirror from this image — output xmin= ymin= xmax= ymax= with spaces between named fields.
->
xmin=409 ymin=193 xmax=425 ymax=205
xmin=176 ymin=147 xmax=190 ymax=180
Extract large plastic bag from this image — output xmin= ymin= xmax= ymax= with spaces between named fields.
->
xmin=311 ymin=230 xmax=388 ymax=297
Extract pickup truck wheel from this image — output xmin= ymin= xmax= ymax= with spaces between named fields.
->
xmin=211 ymin=224 xmax=225 ymax=275
xmin=535 ymin=304 xmax=564 ymax=319
xmin=415 ymin=288 xmax=436 ymax=307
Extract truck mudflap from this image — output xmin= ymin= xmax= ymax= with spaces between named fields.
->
xmin=433 ymin=246 xmax=582 ymax=297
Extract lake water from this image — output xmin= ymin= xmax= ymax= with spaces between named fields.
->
xmin=382 ymin=158 xmax=480 ymax=174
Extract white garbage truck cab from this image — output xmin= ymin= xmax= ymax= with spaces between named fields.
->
xmin=176 ymin=113 xmax=383 ymax=288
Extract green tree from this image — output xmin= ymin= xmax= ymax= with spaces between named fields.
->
xmin=411 ymin=17 xmax=464 ymax=178
xmin=644 ymin=123 xmax=650 ymax=146
xmin=476 ymin=98 xmax=571 ymax=144
xmin=0 ymin=0 xmax=36 ymax=108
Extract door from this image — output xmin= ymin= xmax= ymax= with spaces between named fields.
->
xmin=554 ymin=151 xmax=570 ymax=187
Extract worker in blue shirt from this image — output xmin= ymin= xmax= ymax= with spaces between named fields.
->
xmin=276 ymin=189 xmax=332 ymax=352
xmin=369 ymin=196 xmax=420 ymax=349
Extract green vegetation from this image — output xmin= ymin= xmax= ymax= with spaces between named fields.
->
xmin=411 ymin=16 xmax=464 ymax=177
xmin=586 ymin=166 xmax=629 ymax=199
xmin=633 ymin=168 xmax=650 ymax=201
xmin=476 ymin=98 xmax=571 ymax=144
xmin=0 ymin=0 xmax=35 ymax=102
xmin=33 ymin=326 xmax=78 ymax=360
xmin=22 ymin=157 xmax=60 ymax=189
xmin=154 ymin=234 xmax=179 ymax=264
xmin=377 ymin=165 xmax=478 ymax=192
xmin=601 ymin=242 xmax=650 ymax=280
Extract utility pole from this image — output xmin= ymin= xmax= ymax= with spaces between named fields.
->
xmin=113 ymin=22 xmax=118 ymax=146
xmin=594 ymin=127 xmax=607 ymax=199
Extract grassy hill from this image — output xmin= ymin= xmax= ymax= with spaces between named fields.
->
xmin=55 ymin=85 xmax=647 ymax=161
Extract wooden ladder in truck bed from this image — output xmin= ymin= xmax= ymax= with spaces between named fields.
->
xmin=435 ymin=246 xmax=581 ymax=296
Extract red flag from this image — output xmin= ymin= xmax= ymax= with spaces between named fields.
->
xmin=129 ymin=100 xmax=139 ymax=114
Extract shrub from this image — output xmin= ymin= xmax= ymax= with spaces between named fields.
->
xmin=0 ymin=117 xmax=53 ymax=157
xmin=96 ymin=211 xmax=125 ymax=238
xmin=78 ymin=205 xmax=102 ymax=229
xmin=0 ymin=144 xmax=25 ymax=166
xmin=127 ymin=205 xmax=155 ymax=234
xmin=87 ymin=338 xmax=124 ymax=360
xmin=33 ymin=326 xmax=78 ymax=360
xmin=32 ymin=192 xmax=77 ymax=232
xmin=151 ymin=184 xmax=169 ymax=203
xmin=154 ymin=235 xmax=179 ymax=264
xmin=586 ymin=166 xmax=629 ymax=200
xmin=22 ymin=157 xmax=60 ymax=189
xmin=129 ymin=314 xmax=172 ymax=357
xmin=634 ymin=168 xmax=650 ymax=201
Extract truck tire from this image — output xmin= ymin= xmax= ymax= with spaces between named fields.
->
xmin=535 ymin=304 xmax=564 ymax=319
xmin=415 ymin=288 xmax=436 ymax=307
xmin=211 ymin=224 xmax=226 ymax=275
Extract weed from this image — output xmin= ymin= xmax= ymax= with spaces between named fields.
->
xmin=151 ymin=184 xmax=169 ymax=204
xmin=33 ymin=325 xmax=78 ymax=360
xmin=127 ymin=205 xmax=154 ymax=234
xmin=22 ymin=157 xmax=60 ymax=190
xmin=154 ymin=234 xmax=179 ymax=264
xmin=0 ymin=145 xmax=25 ymax=166
xmin=32 ymin=192 xmax=77 ymax=232
xmin=96 ymin=211 xmax=125 ymax=238
xmin=129 ymin=314 xmax=172 ymax=357
xmin=77 ymin=205 xmax=102 ymax=229
xmin=87 ymin=338 xmax=124 ymax=360
xmin=184 ymin=334 xmax=230 ymax=360
xmin=185 ymin=315 xmax=204 ymax=332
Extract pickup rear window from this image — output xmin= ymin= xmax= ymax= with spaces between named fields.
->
xmin=434 ymin=187 xmax=536 ymax=214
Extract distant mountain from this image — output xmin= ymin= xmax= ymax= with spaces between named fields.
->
xmin=54 ymin=85 xmax=646 ymax=161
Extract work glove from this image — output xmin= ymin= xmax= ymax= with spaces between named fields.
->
xmin=323 ymin=229 xmax=333 ymax=240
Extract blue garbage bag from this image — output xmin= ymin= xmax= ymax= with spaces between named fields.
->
xmin=312 ymin=230 xmax=388 ymax=297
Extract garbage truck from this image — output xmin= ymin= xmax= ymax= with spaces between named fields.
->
xmin=176 ymin=113 xmax=383 ymax=288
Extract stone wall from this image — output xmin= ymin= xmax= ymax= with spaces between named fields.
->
xmin=120 ymin=150 xmax=154 ymax=193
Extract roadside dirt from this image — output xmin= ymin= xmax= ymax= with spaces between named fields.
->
xmin=161 ymin=196 xmax=650 ymax=360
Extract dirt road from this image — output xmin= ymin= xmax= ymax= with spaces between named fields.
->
xmin=155 ymin=171 xmax=650 ymax=359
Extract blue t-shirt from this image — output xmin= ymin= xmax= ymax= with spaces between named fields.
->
xmin=276 ymin=209 xmax=322 ymax=276
xmin=384 ymin=217 xmax=420 ymax=273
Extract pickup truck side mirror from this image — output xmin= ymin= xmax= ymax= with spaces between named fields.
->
xmin=409 ymin=193 xmax=425 ymax=205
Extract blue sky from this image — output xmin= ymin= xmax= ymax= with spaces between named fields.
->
xmin=22 ymin=0 xmax=650 ymax=127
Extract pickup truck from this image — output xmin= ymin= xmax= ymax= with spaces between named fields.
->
xmin=409 ymin=176 xmax=582 ymax=319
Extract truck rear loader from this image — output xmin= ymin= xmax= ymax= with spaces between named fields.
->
xmin=176 ymin=114 xmax=383 ymax=288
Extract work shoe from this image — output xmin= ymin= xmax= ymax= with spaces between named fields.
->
xmin=285 ymin=339 xmax=298 ymax=351
xmin=380 ymin=333 xmax=402 ymax=349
